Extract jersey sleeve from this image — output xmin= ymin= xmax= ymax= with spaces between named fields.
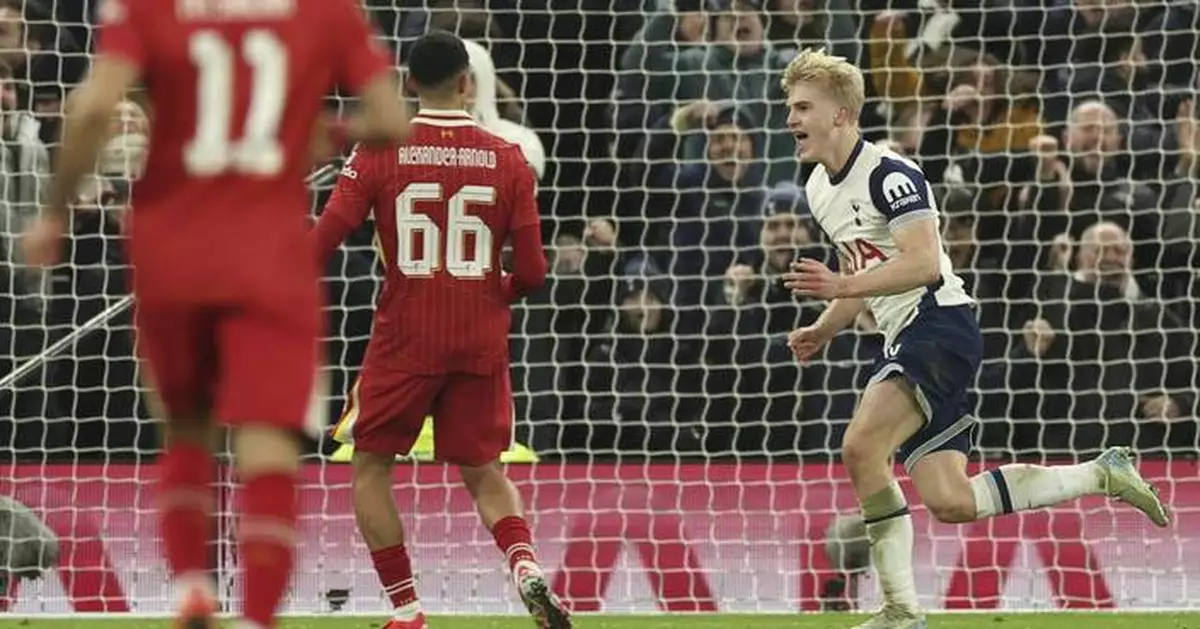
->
xmin=867 ymin=157 xmax=936 ymax=230
xmin=312 ymin=145 xmax=380 ymax=263
xmin=331 ymin=0 xmax=393 ymax=95
xmin=507 ymin=149 xmax=541 ymax=232
xmin=502 ymin=148 xmax=547 ymax=301
xmin=94 ymin=0 xmax=147 ymax=71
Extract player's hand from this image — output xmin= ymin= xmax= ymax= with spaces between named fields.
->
xmin=788 ymin=325 xmax=832 ymax=363
xmin=21 ymin=214 xmax=67 ymax=268
xmin=782 ymin=258 xmax=846 ymax=300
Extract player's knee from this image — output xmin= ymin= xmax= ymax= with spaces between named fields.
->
xmin=232 ymin=425 xmax=300 ymax=477
xmin=840 ymin=431 xmax=884 ymax=478
xmin=458 ymin=460 xmax=504 ymax=495
xmin=351 ymin=450 xmax=394 ymax=488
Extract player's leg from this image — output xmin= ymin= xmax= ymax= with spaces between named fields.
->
xmin=353 ymin=448 xmax=421 ymax=624
xmin=843 ymin=305 xmax=988 ymax=628
xmin=215 ymin=308 xmax=321 ymax=629
xmin=336 ymin=369 xmax=440 ymax=627
xmin=910 ymin=442 xmax=1169 ymax=527
xmin=437 ymin=370 xmax=571 ymax=629
xmin=134 ymin=306 xmax=220 ymax=628
xmin=840 ymin=376 xmax=926 ymax=625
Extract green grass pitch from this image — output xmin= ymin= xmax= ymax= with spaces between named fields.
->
xmin=3 ymin=615 xmax=1200 ymax=629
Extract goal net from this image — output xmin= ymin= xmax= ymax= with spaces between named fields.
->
xmin=1 ymin=0 xmax=1197 ymax=617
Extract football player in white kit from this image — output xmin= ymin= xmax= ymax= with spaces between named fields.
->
xmin=777 ymin=49 xmax=1170 ymax=629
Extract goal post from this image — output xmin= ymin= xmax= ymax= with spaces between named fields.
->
xmin=1 ymin=0 xmax=1197 ymax=617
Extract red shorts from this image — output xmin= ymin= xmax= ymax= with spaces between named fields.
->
xmin=331 ymin=366 xmax=513 ymax=466
xmin=133 ymin=301 xmax=323 ymax=436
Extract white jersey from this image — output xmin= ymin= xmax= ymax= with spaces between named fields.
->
xmin=805 ymin=139 xmax=973 ymax=345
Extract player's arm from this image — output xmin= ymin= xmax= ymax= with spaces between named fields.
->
xmin=811 ymin=254 xmax=865 ymax=334
xmin=838 ymin=161 xmax=942 ymax=299
xmin=331 ymin=0 xmax=409 ymax=145
xmin=45 ymin=57 xmax=140 ymax=223
xmin=311 ymin=146 xmax=377 ymax=264
xmin=22 ymin=0 xmax=142 ymax=267
xmin=501 ymin=152 xmax=548 ymax=302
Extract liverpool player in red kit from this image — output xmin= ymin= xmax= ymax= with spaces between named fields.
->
xmin=21 ymin=1 xmax=409 ymax=629
xmin=312 ymin=31 xmax=568 ymax=629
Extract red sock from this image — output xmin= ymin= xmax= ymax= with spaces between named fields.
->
xmin=370 ymin=544 xmax=418 ymax=610
xmin=239 ymin=472 xmax=297 ymax=629
xmin=158 ymin=442 xmax=214 ymax=578
xmin=491 ymin=516 xmax=537 ymax=572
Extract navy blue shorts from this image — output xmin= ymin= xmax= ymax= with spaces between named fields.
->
xmin=866 ymin=304 xmax=984 ymax=470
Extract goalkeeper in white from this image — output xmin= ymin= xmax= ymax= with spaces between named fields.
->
xmin=778 ymin=49 xmax=1170 ymax=629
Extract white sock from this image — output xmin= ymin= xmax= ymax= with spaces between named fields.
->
xmin=861 ymin=481 xmax=920 ymax=612
xmin=393 ymin=600 xmax=423 ymax=620
xmin=971 ymin=462 xmax=1104 ymax=519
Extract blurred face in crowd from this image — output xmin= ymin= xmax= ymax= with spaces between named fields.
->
xmin=1066 ymin=101 xmax=1120 ymax=174
xmin=942 ymin=216 xmax=976 ymax=270
xmin=760 ymin=213 xmax=799 ymax=272
xmin=707 ymin=122 xmax=754 ymax=183
xmin=620 ymin=288 xmax=664 ymax=334
xmin=553 ymin=235 xmax=584 ymax=274
xmin=1119 ymin=37 xmax=1147 ymax=80
xmin=677 ymin=11 xmax=707 ymax=43
xmin=770 ymin=0 xmax=818 ymax=27
xmin=1076 ymin=223 xmax=1132 ymax=289
xmin=0 ymin=6 xmax=25 ymax=68
xmin=787 ymin=80 xmax=851 ymax=164
xmin=714 ymin=2 xmax=764 ymax=57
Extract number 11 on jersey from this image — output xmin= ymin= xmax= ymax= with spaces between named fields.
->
xmin=185 ymin=29 xmax=287 ymax=177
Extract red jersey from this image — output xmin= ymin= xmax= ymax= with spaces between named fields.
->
xmin=95 ymin=0 xmax=391 ymax=306
xmin=313 ymin=110 xmax=546 ymax=375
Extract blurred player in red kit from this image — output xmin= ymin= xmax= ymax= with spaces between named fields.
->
xmin=312 ymin=30 xmax=567 ymax=629
xmin=21 ymin=1 xmax=410 ymax=628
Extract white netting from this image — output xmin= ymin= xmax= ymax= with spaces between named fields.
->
xmin=0 ymin=0 xmax=1198 ymax=617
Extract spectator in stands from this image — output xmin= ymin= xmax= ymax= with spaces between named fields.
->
xmin=1067 ymin=32 xmax=1182 ymax=180
xmin=584 ymin=255 xmax=705 ymax=453
xmin=462 ymin=39 xmax=547 ymax=179
xmin=1006 ymin=222 xmax=1197 ymax=457
xmin=630 ymin=0 xmax=798 ymax=185
xmin=613 ymin=0 xmax=709 ymax=159
xmin=0 ymin=57 xmax=48 ymax=428
xmin=537 ymin=219 xmax=620 ymax=450
xmin=649 ymin=101 xmax=764 ymax=312
xmin=702 ymin=182 xmax=824 ymax=453
xmin=1141 ymin=1 xmax=1199 ymax=89
xmin=0 ymin=60 xmax=47 ymax=306
xmin=39 ymin=98 xmax=148 ymax=456
xmin=1014 ymin=101 xmax=1172 ymax=296
xmin=1161 ymin=100 xmax=1200 ymax=323
xmin=868 ymin=12 xmax=1043 ymax=189
xmin=762 ymin=0 xmax=858 ymax=64
xmin=0 ymin=0 xmax=86 ymax=144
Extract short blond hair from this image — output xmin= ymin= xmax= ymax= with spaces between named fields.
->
xmin=780 ymin=48 xmax=865 ymax=117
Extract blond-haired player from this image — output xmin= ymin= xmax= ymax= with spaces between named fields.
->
xmin=777 ymin=48 xmax=1170 ymax=628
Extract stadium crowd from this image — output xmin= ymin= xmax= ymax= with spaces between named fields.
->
xmin=0 ymin=0 xmax=1197 ymax=463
